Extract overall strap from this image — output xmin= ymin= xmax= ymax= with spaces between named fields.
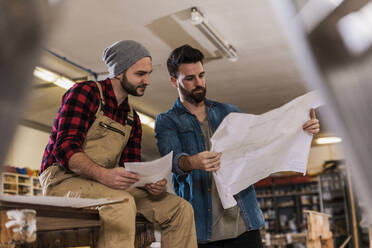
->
xmin=93 ymin=81 xmax=105 ymax=117
xmin=115 ymin=104 xmax=134 ymax=166
xmin=126 ymin=105 xmax=134 ymax=126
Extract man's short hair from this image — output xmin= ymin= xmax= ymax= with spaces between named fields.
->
xmin=167 ymin=45 xmax=204 ymax=78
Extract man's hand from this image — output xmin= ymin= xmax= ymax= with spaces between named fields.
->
xmin=99 ymin=167 xmax=140 ymax=190
xmin=145 ymin=179 xmax=167 ymax=195
xmin=303 ymin=108 xmax=320 ymax=134
xmin=69 ymin=153 xmax=139 ymax=190
xmin=180 ymin=151 xmax=222 ymax=172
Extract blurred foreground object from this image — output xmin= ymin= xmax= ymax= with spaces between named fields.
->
xmin=304 ymin=210 xmax=334 ymax=248
xmin=271 ymin=1 xmax=372 ymax=247
xmin=0 ymin=0 xmax=49 ymax=165
xmin=0 ymin=209 xmax=36 ymax=245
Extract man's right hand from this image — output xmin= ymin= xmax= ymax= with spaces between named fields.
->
xmin=69 ymin=152 xmax=140 ymax=190
xmin=99 ymin=167 xmax=139 ymax=190
xmin=180 ymin=151 xmax=222 ymax=172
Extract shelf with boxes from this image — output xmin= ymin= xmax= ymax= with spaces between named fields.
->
xmin=256 ymin=161 xmax=354 ymax=248
xmin=318 ymin=160 xmax=351 ymax=247
xmin=1 ymin=166 xmax=41 ymax=196
xmin=255 ymin=175 xmax=321 ymax=234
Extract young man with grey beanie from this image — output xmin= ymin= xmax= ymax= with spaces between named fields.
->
xmin=39 ymin=40 xmax=197 ymax=248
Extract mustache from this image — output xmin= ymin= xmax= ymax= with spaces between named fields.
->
xmin=137 ymin=84 xmax=147 ymax=89
xmin=192 ymin=86 xmax=205 ymax=93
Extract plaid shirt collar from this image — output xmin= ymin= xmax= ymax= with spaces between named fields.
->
xmin=101 ymin=78 xmax=130 ymax=112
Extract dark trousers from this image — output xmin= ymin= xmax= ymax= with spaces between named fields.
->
xmin=198 ymin=229 xmax=263 ymax=248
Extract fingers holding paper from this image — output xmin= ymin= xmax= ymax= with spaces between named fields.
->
xmin=189 ymin=151 xmax=222 ymax=172
xmin=145 ymin=179 xmax=167 ymax=195
xmin=102 ymin=167 xmax=140 ymax=190
xmin=302 ymin=108 xmax=320 ymax=134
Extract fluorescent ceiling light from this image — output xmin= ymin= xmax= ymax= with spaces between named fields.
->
xmin=338 ymin=2 xmax=372 ymax=55
xmin=33 ymin=67 xmax=58 ymax=82
xmin=33 ymin=66 xmax=75 ymax=90
xmin=315 ymin=136 xmax=342 ymax=145
xmin=54 ymin=78 xmax=75 ymax=90
xmin=190 ymin=7 xmax=237 ymax=62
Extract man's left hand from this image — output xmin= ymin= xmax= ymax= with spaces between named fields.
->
xmin=302 ymin=108 xmax=320 ymax=134
xmin=145 ymin=179 xmax=167 ymax=195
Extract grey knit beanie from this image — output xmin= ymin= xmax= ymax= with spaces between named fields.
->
xmin=102 ymin=40 xmax=151 ymax=78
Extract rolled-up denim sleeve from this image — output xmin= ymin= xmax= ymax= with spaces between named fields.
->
xmin=155 ymin=114 xmax=190 ymax=176
xmin=173 ymin=152 xmax=189 ymax=176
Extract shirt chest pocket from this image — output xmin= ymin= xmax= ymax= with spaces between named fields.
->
xmin=98 ymin=121 xmax=126 ymax=137
xmin=84 ymin=117 xmax=129 ymax=168
xmin=87 ymin=120 xmax=126 ymax=141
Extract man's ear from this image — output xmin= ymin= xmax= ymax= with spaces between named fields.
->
xmin=115 ymin=73 xmax=124 ymax=81
xmin=170 ymin=77 xmax=178 ymax=88
xmin=116 ymin=69 xmax=128 ymax=81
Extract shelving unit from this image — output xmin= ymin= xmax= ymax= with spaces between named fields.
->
xmin=319 ymin=162 xmax=352 ymax=247
xmin=1 ymin=172 xmax=42 ymax=196
xmin=255 ymin=175 xmax=321 ymax=234
xmin=256 ymin=162 xmax=355 ymax=248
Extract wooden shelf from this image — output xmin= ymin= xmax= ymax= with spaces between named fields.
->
xmin=1 ymin=172 xmax=40 ymax=196
xmin=256 ymin=191 xmax=319 ymax=198
xmin=3 ymin=190 xmax=17 ymax=193
xmin=256 ymin=175 xmax=321 ymax=234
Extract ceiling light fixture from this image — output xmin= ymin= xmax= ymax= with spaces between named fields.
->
xmin=33 ymin=66 xmax=75 ymax=90
xmin=315 ymin=136 xmax=342 ymax=145
xmin=190 ymin=7 xmax=237 ymax=62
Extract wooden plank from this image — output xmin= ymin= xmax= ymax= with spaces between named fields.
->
xmin=339 ymin=235 xmax=352 ymax=248
xmin=0 ymin=211 xmax=12 ymax=245
xmin=304 ymin=209 xmax=335 ymax=248
xmin=35 ymin=228 xmax=99 ymax=248
xmin=37 ymin=217 xmax=101 ymax=231
xmin=321 ymin=237 xmax=334 ymax=248
xmin=345 ymin=166 xmax=359 ymax=248
xmin=307 ymin=239 xmax=322 ymax=248
xmin=0 ymin=245 xmax=15 ymax=248
xmin=0 ymin=201 xmax=99 ymax=220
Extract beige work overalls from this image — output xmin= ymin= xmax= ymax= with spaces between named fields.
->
xmin=39 ymin=82 xmax=197 ymax=248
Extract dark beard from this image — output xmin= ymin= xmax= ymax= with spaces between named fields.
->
xmin=120 ymin=74 xmax=146 ymax=96
xmin=179 ymin=85 xmax=206 ymax=104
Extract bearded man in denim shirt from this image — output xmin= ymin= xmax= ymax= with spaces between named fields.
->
xmin=155 ymin=45 xmax=320 ymax=248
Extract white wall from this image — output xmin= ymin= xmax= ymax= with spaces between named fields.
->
xmin=4 ymin=125 xmax=50 ymax=170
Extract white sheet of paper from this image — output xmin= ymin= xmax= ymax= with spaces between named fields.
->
xmin=125 ymin=151 xmax=173 ymax=188
xmin=210 ymin=91 xmax=324 ymax=209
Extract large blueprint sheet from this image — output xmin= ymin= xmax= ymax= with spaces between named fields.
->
xmin=211 ymin=91 xmax=323 ymax=209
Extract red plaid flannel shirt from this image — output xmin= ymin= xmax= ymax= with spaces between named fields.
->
xmin=41 ymin=78 xmax=142 ymax=172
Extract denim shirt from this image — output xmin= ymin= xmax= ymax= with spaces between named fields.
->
xmin=155 ymin=98 xmax=264 ymax=242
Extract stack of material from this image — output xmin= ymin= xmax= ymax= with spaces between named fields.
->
xmin=304 ymin=210 xmax=334 ymax=248
xmin=0 ymin=209 xmax=36 ymax=246
xmin=262 ymin=232 xmax=306 ymax=248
